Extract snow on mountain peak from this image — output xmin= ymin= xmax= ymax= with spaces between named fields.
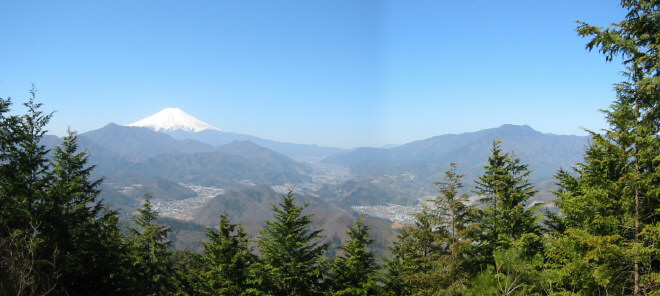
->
xmin=126 ymin=108 xmax=223 ymax=133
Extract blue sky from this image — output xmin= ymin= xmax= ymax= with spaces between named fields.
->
xmin=1 ymin=1 xmax=626 ymax=148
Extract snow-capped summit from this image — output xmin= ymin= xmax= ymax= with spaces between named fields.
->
xmin=126 ymin=108 xmax=223 ymax=133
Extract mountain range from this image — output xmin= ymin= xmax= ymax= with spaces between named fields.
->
xmin=40 ymin=108 xmax=590 ymax=250
xmin=322 ymin=124 xmax=587 ymax=204
xmin=325 ymin=124 xmax=586 ymax=181
xmin=70 ymin=125 xmax=313 ymax=209
xmin=61 ymin=108 xmax=590 ymax=207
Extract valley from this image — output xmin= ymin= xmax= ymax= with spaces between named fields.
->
xmin=145 ymin=162 xmax=415 ymax=224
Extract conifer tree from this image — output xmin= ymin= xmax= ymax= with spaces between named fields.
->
xmin=431 ymin=163 xmax=474 ymax=247
xmin=384 ymin=208 xmax=444 ymax=295
xmin=383 ymin=225 xmax=424 ymax=296
xmin=127 ymin=193 xmax=173 ymax=295
xmin=0 ymin=96 xmax=29 ymax=294
xmin=0 ymin=96 xmax=19 ymax=234
xmin=465 ymin=233 xmax=545 ymax=296
xmin=257 ymin=189 xmax=328 ymax=296
xmin=473 ymin=140 xmax=539 ymax=267
xmin=331 ymin=216 xmax=379 ymax=296
xmin=0 ymin=89 xmax=63 ymax=295
xmin=421 ymin=163 xmax=476 ymax=294
xmin=0 ymin=88 xmax=53 ymax=233
xmin=171 ymin=250 xmax=202 ymax=296
xmin=0 ymin=89 xmax=127 ymax=295
xmin=42 ymin=130 xmax=126 ymax=295
xmin=385 ymin=164 xmax=476 ymax=295
xmin=196 ymin=214 xmax=258 ymax=296
xmin=94 ymin=208 xmax=129 ymax=294
xmin=546 ymin=1 xmax=660 ymax=294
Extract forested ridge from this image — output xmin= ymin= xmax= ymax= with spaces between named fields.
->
xmin=3 ymin=1 xmax=660 ymax=294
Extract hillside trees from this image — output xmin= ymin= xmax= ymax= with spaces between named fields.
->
xmin=384 ymin=206 xmax=444 ymax=295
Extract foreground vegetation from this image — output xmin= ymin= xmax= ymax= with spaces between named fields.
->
xmin=3 ymin=0 xmax=660 ymax=294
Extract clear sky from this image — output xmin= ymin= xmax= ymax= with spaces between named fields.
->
xmin=0 ymin=1 xmax=626 ymax=148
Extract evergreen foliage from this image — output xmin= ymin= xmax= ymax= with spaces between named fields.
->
xmin=422 ymin=163 xmax=478 ymax=294
xmin=385 ymin=147 xmax=543 ymax=294
xmin=431 ymin=163 xmax=474 ymax=247
xmin=257 ymin=189 xmax=329 ymax=296
xmin=126 ymin=193 xmax=174 ymax=295
xmin=544 ymin=1 xmax=660 ymax=294
xmin=196 ymin=214 xmax=258 ymax=295
xmin=473 ymin=140 xmax=540 ymax=266
xmin=383 ymin=225 xmax=423 ymax=296
xmin=0 ymin=88 xmax=129 ymax=295
xmin=331 ymin=216 xmax=379 ymax=296
xmin=42 ymin=130 xmax=127 ymax=295
xmin=386 ymin=163 xmax=476 ymax=295
xmin=384 ymin=208 xmax=443 ymax=295
xmin=0 ymin=87 xmax=53 ymax=234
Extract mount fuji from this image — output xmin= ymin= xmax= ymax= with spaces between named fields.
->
xmin=126 ymin=108 xmax=345 ymax=160
xmin=127 ymin=108 xmax=222 ymax=133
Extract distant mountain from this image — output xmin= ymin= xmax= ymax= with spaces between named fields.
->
xmin=81 ymin=123 xmax=214 ymax=158
xmin=43 ymin=132 xmax=137 ymax=176
xmin=324 ymin=124 xmax=588 ymax=183
xmin=194 ymin=185 xmax=286 ymax=231
xmin=167 ymin=128 xmax=346 ymax=160
xmin=59 ymin=124 xmax=313 ymax=207
xmin=41 ymin=134 xmax=138 ymax=208
xmin=126 ymin=108 xmax=345 ymax=159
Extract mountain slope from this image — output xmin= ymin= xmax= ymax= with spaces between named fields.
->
xmin=117 ymin=150 xmax=311 ymax=188
xmin=216 ymin=141 xmax=310 ymax=175
xmin=315 ymin=179 xmax=415 ymax=206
